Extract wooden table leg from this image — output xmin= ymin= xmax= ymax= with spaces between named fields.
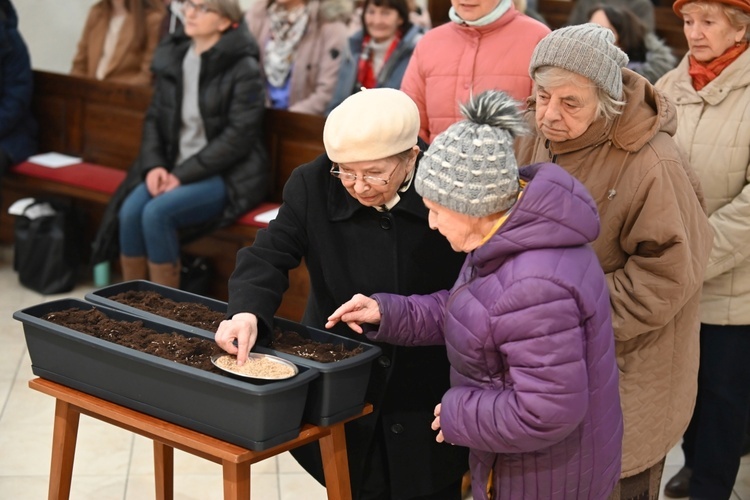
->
xmin=221 ymin=461 xmax=250 ymax=500
xmin=153 ymin=441 xmax=174 ymax=500
xmin=319 ymin=424 xmax=352 ymax=500
xmin=48 ymin=399 xmax=80 ymax=500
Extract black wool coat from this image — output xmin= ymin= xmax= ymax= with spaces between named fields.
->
xmin=228 ymin=153 xmax=469 ymax=499
xmin=91 ymin=20 xmax=268 ymax=264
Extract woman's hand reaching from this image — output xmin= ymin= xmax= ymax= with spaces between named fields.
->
xmin=325 ymin=293 xmax=381 ymax=333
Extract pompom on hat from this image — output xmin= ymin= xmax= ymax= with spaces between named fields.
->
xmin=324 ymin=88 xmax=420 ymax=164
xmin=415 ymin=91 xmax=528 ymax=218
xmin=529 ymin=23 xmax=629 ymax=100
xmin=673 ymin=0 xmax=750 ymax=15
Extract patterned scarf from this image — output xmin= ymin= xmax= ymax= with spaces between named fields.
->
xmin=264 ymin=2 xmax=310 ymax=87
xmin=688 ymin=41 xmax=748 ymax=91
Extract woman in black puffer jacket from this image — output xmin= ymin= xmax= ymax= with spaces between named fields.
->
xmin=92 ymin=0 xmax=268 ymax=287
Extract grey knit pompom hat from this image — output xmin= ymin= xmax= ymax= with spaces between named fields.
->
xmin=529 ymin=23 xmax=629 ymax=100
xmin=416 ymin=91 xmax=528 ymax=217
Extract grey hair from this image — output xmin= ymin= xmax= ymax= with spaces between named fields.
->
xmin=459 ymin=90 xmax=529 ymax=138
xmin=534 ymin=66 xmax=625 ymax=122
xmin=204 ymin=0 xmax=243 ymax=23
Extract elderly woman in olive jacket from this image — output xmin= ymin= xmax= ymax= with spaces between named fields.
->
xmin=91 ymin=12 xmax=269 ymax=286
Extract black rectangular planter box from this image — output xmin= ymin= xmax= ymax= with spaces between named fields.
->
xmin=86 ymin=281 xmax=381 ymax=425
xmin=269 ymin=318 xmax=381 ymax=426
xmin=14 ymin=298 xmax=318 ymax=451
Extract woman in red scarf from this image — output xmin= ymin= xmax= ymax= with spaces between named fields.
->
xmin=326 ymin=0 xmax=424 ymax=113
xmin=655 ymin=1 xmax=750 ymax=498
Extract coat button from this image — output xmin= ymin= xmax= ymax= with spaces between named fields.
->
xmin=391 ymin=423 xmax=404 ymax=434
xmin=380 ymin=216 xmax=392 ymax=230
xmin=377 ymin=355 xmax=391 ymax=368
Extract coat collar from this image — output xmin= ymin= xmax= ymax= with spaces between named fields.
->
xmin=672 ymin=48 xmax=750 ymax=106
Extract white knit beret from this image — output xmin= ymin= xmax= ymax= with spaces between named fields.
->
xmin=416 ymin=91 xmax=528 ymax=217
xmin=529 ymin=23 xmax=629 ymax=100
xmin=323 ymin=88 xmax=420 ymax=163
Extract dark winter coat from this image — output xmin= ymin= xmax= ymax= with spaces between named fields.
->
xmin=369 ymin=163 xmax=623 ymax=499
xmin=91 ymin=21 xmax=268 ymax=264
xmin=0 ymin=0 xmax=37 ymax=166
xmin=326 ymin=23 xmax=423 ymax=114
xmin=227 ymin=153 xmax=470 ymax=499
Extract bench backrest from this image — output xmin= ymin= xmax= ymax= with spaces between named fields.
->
xmin=30 ymin=70 xmax=327 ymax=203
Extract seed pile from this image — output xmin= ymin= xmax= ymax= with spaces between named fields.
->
xmin=214 ymin=355 xmax=296 ymax=379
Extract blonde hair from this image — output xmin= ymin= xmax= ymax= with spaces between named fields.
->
xmin=680 ymin=2 xmax=750 ymax=41
xmin=534 ymin=66 xmax=625 ymax=122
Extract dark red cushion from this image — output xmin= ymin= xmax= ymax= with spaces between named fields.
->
xmin=12 ymin=161 xmax=126 ymax=195
xmin=236 ymin=202 xmax=280 ymax=228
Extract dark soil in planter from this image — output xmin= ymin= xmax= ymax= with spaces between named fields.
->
xmin=42 ymin=307 xmax=224 ymax=375
xmin=270 ymin=330 xmax=363 ymax=363
xmin=109 ymin=290 xmax=364 ymax=363
xmin=109 ymin=290 xmax=225 ymax=332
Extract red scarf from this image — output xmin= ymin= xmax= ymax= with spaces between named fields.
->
xmin=688 ymin=41 xmax=748 ymax=91
xmin=357 ymin=35 xmax=401 ymax=89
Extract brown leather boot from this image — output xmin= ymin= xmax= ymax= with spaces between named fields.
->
xmin=664 ymin=466 xmax=692 ymax=498
xmin=119 ymin=255 xmax=148 ymax=281
xmin=147 ymin=261 xmax=180 ymax=289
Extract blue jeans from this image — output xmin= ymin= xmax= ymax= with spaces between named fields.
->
xmin=118 ymin=176 xmax=227 ymax=264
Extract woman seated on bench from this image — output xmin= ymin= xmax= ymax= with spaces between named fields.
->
xmin=92 ymin=0 xmax=269 ymax=288
xmin=70 ymin=0 xmax=164 ymax=86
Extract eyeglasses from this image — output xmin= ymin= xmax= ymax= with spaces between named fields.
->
xmin=182 ymin=0 xmax=218 ymax=15
xmin=330 ymin=161 xmax=402 ymax=186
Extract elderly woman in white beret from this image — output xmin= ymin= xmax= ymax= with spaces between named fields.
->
xmin=215 ymin=88 xmax=468 ymax=499
xmin=655 ymin=0 xmax=750 ymax=497
xmin=514 ymin=23 xmax=714 ymax=500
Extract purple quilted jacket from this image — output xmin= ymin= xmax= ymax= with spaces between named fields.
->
xmin=369 ymin=163 xmax=623 ymax=499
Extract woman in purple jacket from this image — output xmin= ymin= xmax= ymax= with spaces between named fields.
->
xmin=327 ymin=90 xmax=623 ymax=499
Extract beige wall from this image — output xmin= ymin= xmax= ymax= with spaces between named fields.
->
xmin=15 ymin=0 xmax=256 ymax=74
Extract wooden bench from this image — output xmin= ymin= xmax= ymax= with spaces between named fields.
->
xmin=0 ymin=71 xmax=324 ymax=321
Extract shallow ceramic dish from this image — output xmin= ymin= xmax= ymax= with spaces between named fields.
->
xmin=211 ymin=353 xmax=299 ymax=380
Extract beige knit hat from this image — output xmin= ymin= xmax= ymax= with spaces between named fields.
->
xmin=416 ymin=91 xmax=527 ymax=217
xmin=529 ymin=23 xmax=629 ymax=100
xmin=324 ymin=88 xmax=420 ymax=163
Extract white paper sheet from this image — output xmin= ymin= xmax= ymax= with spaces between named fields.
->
xmin=27 ymin=152 xmax=83 ymax=168
xmin=253 ymin=207 xmax=280 ymax=224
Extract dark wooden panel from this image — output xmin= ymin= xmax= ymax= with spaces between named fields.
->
xmin=82 ymin=102 xmax=145 ymax=169
xmin=538 ymin=0 xmax=573 ymax=29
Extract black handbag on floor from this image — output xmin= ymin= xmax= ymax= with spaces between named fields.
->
xmin=13 ymin=198 xmax=82 ymax=294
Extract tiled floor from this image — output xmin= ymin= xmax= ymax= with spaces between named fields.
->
xmin=1 ymin=243 xmax=749 ymax=499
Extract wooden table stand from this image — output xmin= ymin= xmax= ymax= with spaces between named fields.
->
xmin=29 ymin=378 xmax=372 ymax=500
